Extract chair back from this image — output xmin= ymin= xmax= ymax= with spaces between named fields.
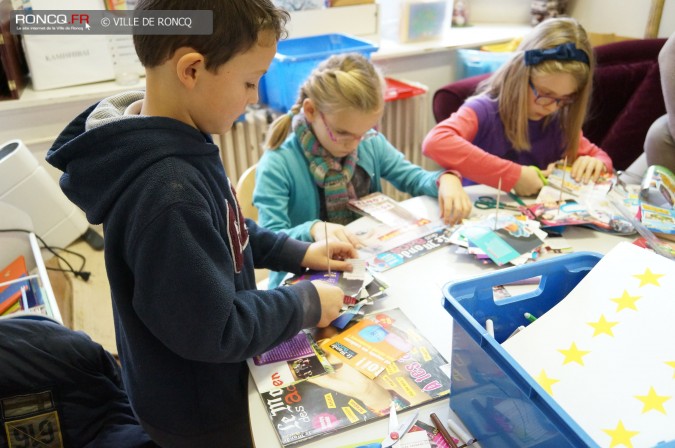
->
xmin=236 ymin=164 xmax=258 ymax=221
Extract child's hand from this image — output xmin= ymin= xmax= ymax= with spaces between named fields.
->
xmin=437 ymin=173 xmax=472 ymax=225
xmin=514 ymin=165 xmax=546 ymax=196
xmin=571 ymin=156 xmax=606 ymax=183
xmin=302 ymin=241 xmax=357 ymax=272
xmin=311 ymin=221 xmax=363 ymax=248
xmin=311 ymin=281 xmax=344 ymax=327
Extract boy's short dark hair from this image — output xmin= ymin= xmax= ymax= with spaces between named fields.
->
xmin=133 ymin=0 xmax=288 ymax=70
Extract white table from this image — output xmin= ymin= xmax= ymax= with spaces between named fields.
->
xmin=248 ymin=185 xmax=631 ymax=447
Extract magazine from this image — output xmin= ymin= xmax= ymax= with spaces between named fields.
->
xmin=459 ymin=215 xmax=546 ymax=266
xmin=369 ymin=227 xmax=455 ymax=272
xmin=348 ymin=192 xmax=427 ymax=228
xmin=322 ymin=316 xmax=412 ymax=379
xmin=248 ymin=333 xmax=335 ymax=394
xmin=522 ymin=185 xmax=635 ymax=234
xmin=638 ymin=165 xmax=675 ymax=238
xmin=258 ymin=308 xmax=452 ymax=446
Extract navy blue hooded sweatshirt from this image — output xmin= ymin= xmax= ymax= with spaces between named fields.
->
xmin=46 ymin=91 xmax=321 ymax=447
xmin=0 ymin=315 xmax=157 ymax=448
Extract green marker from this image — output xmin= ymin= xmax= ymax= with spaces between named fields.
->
xmin=524 ymin=312 xmax=538 ymax=323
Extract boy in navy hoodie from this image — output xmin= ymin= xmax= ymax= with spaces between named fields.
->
xmin=46 ymin=1 xmax=355 ymax=446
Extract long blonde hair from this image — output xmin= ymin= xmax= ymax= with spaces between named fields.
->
xmin=477 ymin=17 xmax=594 ymax=160
xmin=264 ymin=52 xmax=385 ymax=149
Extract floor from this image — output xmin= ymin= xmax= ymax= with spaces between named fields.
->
xmin=50 ymin=236 xmax=117 ymax=354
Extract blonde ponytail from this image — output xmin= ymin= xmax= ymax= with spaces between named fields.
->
xmin=264 ymin=102 xmax=303 ymax=150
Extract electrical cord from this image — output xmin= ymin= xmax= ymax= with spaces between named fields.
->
xmin=0 ymin=229 xmax=91 ymax=281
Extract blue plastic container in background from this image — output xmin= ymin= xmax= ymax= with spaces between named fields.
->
xmin=456 ymin=48 xmax=514 ymax=79
xmin=259 ymin=33 xmax=378 ymax=112
xmin=443 ymin=252 xmax=603 ymax=448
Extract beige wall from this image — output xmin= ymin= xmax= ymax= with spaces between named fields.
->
xmin=468 ymin=0 xmax=674 ymax=38
xmin=567 ymin=0 xmax=674 ymax=38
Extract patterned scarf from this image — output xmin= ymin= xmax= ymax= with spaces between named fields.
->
xmin=293 ymin=113 xmax=358 ymax=225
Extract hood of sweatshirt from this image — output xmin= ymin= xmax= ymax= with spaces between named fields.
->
xmin=46 ymin=91 xmax=218 ymax=224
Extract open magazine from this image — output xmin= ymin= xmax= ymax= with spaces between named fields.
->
xmin=638 ymin=165 xmax=675 ymax=239
xmin=253 ymin=308 xmax=451 ymax=446
xmin=524 ymin=166 xmax=635 ymax=235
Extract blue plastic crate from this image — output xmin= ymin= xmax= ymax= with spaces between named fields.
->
xmin=260 ymin=33 xmax=378 ymax=112
xmin=443 ymin=252 xmax=604 ymax=448
xmin=456 ymin=48 xmax=513 ymax=79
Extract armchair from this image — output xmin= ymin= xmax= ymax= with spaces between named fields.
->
xmin=432 ymin=38 xmax=667 ymax=170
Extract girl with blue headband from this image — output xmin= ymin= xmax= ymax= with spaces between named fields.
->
xmin=423 ymin=17 xmax=613 ymax=208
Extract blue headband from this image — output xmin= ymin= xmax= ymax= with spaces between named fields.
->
xmin=524 ymin=43 xmax=590 ymax=66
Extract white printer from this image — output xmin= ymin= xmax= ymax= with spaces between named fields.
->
xmin=0 ymin=139 xmax=90 ymax=250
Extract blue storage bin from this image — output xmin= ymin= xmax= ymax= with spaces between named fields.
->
xmin=260 ymin=33 xmax=378 ymax=112
xmin=443 ymin=252 xmax=603 ymax=448
xmin=456 ymin=48 xmax=513 ymax=79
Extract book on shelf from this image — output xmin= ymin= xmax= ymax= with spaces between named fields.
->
xmin=0 ymin=0 xmax=28 ymax=100
xmin=0 ymin=255 xmax=42 ymax=315
xmin=254 ymin=308 xmax=451 ymax=446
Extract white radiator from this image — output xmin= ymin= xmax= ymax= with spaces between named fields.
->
xmin=214 ymin=108 xmax=271 ymax=184
xmin=215 ymin=81 xmax=434 ymax=201
xmin=380 ymin=80 xmax=436 ymax=201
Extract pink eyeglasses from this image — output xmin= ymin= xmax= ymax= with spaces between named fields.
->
xmin=319 ymin=111 xmax=378 ymax=144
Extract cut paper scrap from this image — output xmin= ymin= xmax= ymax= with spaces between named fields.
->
xmin=503 ymin=242 xmax=675 ymax=448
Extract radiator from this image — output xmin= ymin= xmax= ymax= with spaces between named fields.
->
xmin=214 ymin=108 xmax=271 ymax=184
xmin=380 ymin=81 xmax=437 ymax=201
xmin=215 ymin=82 xmax=434 ymax=201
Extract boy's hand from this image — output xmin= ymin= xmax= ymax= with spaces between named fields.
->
xmin=311 ymin=280 xmax=344 ymax=327
xmin=310 ymin=221 xmax=363 ymax=248
xmin=571 ymin=156 xmax=606 ymax=183
xmin=514 ymin=165 xmax=546 ymax=196
xmin=302 ymin=241 xmax=357 ymax=272
xmin=438 ymin=173 xmax=472 ymax=225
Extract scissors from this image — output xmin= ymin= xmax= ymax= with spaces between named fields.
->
xmin=380 ymin=403 xmax=419 ymax=448
xmin=473 ymin=196 xmax=521 ymax=211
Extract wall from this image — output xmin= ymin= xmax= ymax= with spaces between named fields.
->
xmin=468 ymin=0 xmax=531 ymax=24
xmin=568 ymin=0 xmax=675 ymax=38
xmin=462 ymin=0 xmax=675 ymax=37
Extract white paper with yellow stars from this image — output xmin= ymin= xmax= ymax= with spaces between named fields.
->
xmin=502 ymin=242 xmax=675 ymax=448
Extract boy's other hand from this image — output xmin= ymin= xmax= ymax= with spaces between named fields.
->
xmin=438 ymin=173 xmax=472 ymax=225
xmin=302 ymin=241 xmax=357 ymax=272
xmin=311 ymin=281 xmax=344 ymax=327
xmin=514 ymin=165 xmax=545 ymax=196
xmin=310 ymin=221 xmax=363 ymax=248
xmin=571 ymin=156 xmax=606 ymax=184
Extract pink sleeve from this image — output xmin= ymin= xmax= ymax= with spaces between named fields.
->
xmin=577 ymin=131 xmax=614 ymax=174
xmin=422 ymin=106 xmax=522 ymax=191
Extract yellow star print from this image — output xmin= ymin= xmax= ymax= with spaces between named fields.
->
xmin=611 ymin=290 xmax=641 ymax=312
xmin=635 ymin=386 xmax=671 ymax=414
xmin=602 ymin=420 xmax=639 ymax=448
xmin=558 ymin=342 xmax=590 ymax=365
xmin=633 ymin=267 xmax=664 ymax=287
xmin=667 ymin=361 xmax=675 ymax=378
xmin=536 ymin=370 xmax=559 ymax=395
xmin=587 ymin=314 xmax=619 ymax=337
